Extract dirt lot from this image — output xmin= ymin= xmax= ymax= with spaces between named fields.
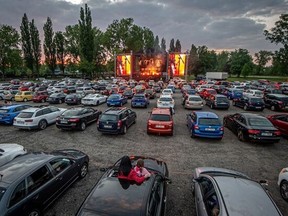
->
xmin=1 ymin=91 xmax=288 ymax=216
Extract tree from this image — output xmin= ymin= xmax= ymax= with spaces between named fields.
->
xmin=216 ymin=51 xmax=230 ymax=72
xmin=169 ymin=39 xmax=175 ymax=52
xmin=43 ymin=17 xmax=56 ymax=74
xmin=160 ymin=37 xmax=166 ymax=53
xmin=153 ymin=35 xmax=160 ymax=53
xmin=175 ymin=39 xmax=181 ymax=52
xmin=142 ymin=27 xmax=154 ymax=53
xmin=254 ymin=50 xmax=272 ymax=75
xmin=55 ymin=31 xmax=66 ymax=74
xmin=64 ymin=25 xmax=80 ymax=64
xmin=188 ymin=44 xmax=201 ymax=76
xmin=0 ymin=24 xmax=21 ymax=78
xmin=241 ymin=63 xmax=251 ymax=78
xmin=30 ymin=19 xmax=41 ymax=77
xmin=229 ymin=49 xmax=252 ymax=77
xmin=264 ymin=14 xmax=288 ymax=75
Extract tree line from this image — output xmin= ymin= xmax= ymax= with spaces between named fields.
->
xmin=0 ymin=4 xmax=287 ymax=79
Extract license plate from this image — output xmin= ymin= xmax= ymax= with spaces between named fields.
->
xmin=155 ymin=125 xmax=164 ymax=128
xmin=104 ymin=125 xmax=112 ymax=128
xmin=61 ymin=120 xmax=68 ymax=123
xmin=205 ymin=128 xmax=215 ymax=131
xmin=17 ymin=121 xmax=24 ymax=124
xmin=256 ymin=107 xmax=262 ymax=109
xmin=262 ymin=132 xmax=272 ymax=136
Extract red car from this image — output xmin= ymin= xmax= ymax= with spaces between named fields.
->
xmin=267 ymin=114 xmax=288 ymax=136
xmin=18 ymin=85 xmax=30 ymax=91
xmin=32 ymin=91 xmax=49 ymax=103
xmin=147 ymin=108 xmax=174 ymax=136
xmin=199 ymin=88 xmax=217 ymax=99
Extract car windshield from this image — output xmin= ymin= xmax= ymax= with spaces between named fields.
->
xmin=250 ymin=98 xmax=263 ymax=102
xmin=199 ymin=118 xmax=220 ymax=125
xmin=101 ymin=114 xmax=117 ymax=121
xmin=189 ymin=97 xmax=202 ymax=101
xmin=187 ymin=90 xmax=195 ymax=94
xmin=145 ymin=90 xmax=153 ymax=93
xmin=150 ymin=114 xmax=171 ymax=121
xmin=124 ymin=90 xmax=132 ymax=93
xmin=279 ymin=97 xmax=288 ymax=103
xmin=134 ymin=95 xmax=144 ymax=98
xmin=248 ymin=118 xmax=273 ymax=127
xmin=66 ymin=95 xmax=76 ymax=98
xmin=109 ymin=95 xmax=120 ymax=99
xmin=233 ymin=90 xmax=243 ymax=93
xmin=159 ymin=97 xmax=172 ymax=102
xmin=216 ymin=97 xmax=228 ymax=102
xmin=17 ymin=112 xmax=34 ymax=118
xmin=63 ymin=110 xmax=80 ymax=116
xmin=0 ymin=188 xmax=6 ymax=201
xmin=0 ymin=109 xmax=8 ymax=113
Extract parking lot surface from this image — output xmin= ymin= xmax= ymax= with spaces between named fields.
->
xmin=1 ymin=91 xmax=288 ymax=216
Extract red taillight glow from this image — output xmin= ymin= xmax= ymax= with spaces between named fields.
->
xmin=117 ymin=120 xmax=122 ymax=128
xmin=25 ymin=119 xmax=33 ymax=122
xmin=274 ymin=131 xmax=281 ymax=136
xmin=69 ymin=118 xmax=80 ymax=122
xmin=194 ymin=125 xmax=199 ymax=130
xmin=220 ymin=127 xmax=224 ymax=131
xmin=248 ymin=129 xmax=261 ymax=135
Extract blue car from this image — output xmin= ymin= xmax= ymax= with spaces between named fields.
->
xmin=186 ymin=111 xmax=224 ymax=139
xmin=107 ymin=94 xmax=128 ymax=107
xmin=0 ymin=104 xmax=31 ymax=125
xmin=224 ymin=88 xmax=243 ymax=100
xmin=131 ymin=94 xmax=149 ymax=108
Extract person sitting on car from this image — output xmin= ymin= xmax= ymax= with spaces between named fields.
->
xmin=118 ymin=156 xmax=148 ymax=184
xmin=134 ymin=159 xmax=151 ymax=178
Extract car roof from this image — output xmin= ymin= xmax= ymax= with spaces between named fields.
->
xmin=160 ymin=94 xmax=172 ymax=98
xmin=103 ymin=107 xmax=127 ymax=114
xmin=0 ymin=104 xmax=27 ymax=109
xmin=267 ymin=94 xmax=288 ymax=98
xmin=214 ymin=176 xmax=282 ymax=215
xmin=194 ymin=111 xmax=218 ymax=118
xmin=151 ymin=108 xmax=171 ymax=115
xmin=239 ymin=112 xmax=265 ymax=118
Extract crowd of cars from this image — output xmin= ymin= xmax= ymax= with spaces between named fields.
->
xmin=0 ymin=77 xmax=288 ymax=215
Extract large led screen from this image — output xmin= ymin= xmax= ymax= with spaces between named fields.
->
xmin=135 ymin=54 xmax=166 ymax=76
xmin=169 ymin=53 xmax=186 ymax=76
xmin=116 ymin=55 xmax=131 ymax=76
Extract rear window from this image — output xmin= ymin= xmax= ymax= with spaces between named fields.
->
xmin=250 ymin=98 xmax=263 ymax=103
xmin=17 ymin=112 xmax=34 ymax=118
xmin=189 ymin=97 xmax=202 ymax=101
xmin=248 ymin=118 xmax=273 ymax=127
xmin=0 ymin=187 xmax=6 ymax=201
xmin=199 ymin=118 xmax=220 ymax=125
xmin=233 ymin=90 xmax=243 ymax=93
xmin=63 ymin=110 xmax=80 ymax=117
xmin=278 ymin=97 xmax=288 ymax=103
xmin=0 ymin=109 xmax=8 ymax=113
xmin=216 ymin=97 xmax=228 ymax=102
xmin=159 ymin=97 xmax=172 ymax=102
xmin=66 ymin=94 xmax=76 ymax=99
xmin=109 ymin=95 xmax=120 ymax=99
xmin=150 ymin=114 xmax=171 ymax=121
xmin=100 ymin=114 xmax=118 ymax=121
xmin=134 ymin=95 xmax=145 ymax=98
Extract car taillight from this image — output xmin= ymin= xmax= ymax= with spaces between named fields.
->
xmin=194 ymin=125 xmax=199 ymax=130
xmin=25 ymin=119 xmax=33 ymax=122
xmin=248 ymin=129 xmax=260 ymax=135
xmin=274 ymin=130 xmax=281 ymax=136
xmin=220 ymin=127 xmax=224 ymax=131
xmin=117 ymin=120 xmax=122 ymax=128
xmin=69 ymin=118 xmax=80 ymax=122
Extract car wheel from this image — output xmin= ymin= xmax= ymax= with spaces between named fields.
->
xmin=11 ymin=97 xmax=15 ymax=101
xmin=59 ymin=99 xmax=62 ymax=104
xmin=38 ymin=120 xmax=47 ymax=130
xmin=122 ymin=125 xmax=127 ymax=134
xmin=237 ymin=130 xmax=245 ymax=142
xmin=244 ymin=105 xmax=248 ymax=110
xmin=23 ymin=98 xmax=28 ymax=102
xmin=79 ymin=162 xmax=88 ymax=178
xmin=191 ymin=129 xmax=195 ymax=138
xmin=120 ymin=102 xmax=123 ymax=107
xmin=223 ymin=118 xmax=227 ymax=127
xmin=41 ymin=98 xmax=45 ymax=103
xmin=271 ymin=105 xmax=275 ymax=111
xmin=210 ymin=104 xmax=213 ymax=109
xmin=280 ymin=180 xmax=288 ymax=202
xmin=96 ymin=101 xmax=99 ymax=106
xmin=27 ymin=208 xmax=41 ymax=216
xmin=80 ymin=122 xmax=86 ymax=131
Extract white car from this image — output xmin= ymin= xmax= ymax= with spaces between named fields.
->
xmin=81 ymin=94 xmax=108 ymax=106
xmin=184 ymin=95 xmax=204 ymax=109
xmin=278 ymin=167 xmax=288 ymax=202
xmin=0 ymin=143 xmax=27 ymax=167
xmin=157 ymin=95 xmax=175 ymax=109
xmin=243 ymin=89 xmax=264 ymax=98
xmin=13 ymin=106 xmax=66 ymax=130
xmin=76 ymin=86 xmax=95 ymax=95
xmin=161 ymin=88 xmax=173 ymax=97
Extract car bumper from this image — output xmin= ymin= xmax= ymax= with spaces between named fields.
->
xmin=0 ymin=118 xmax=13 ymax=124
xmin=14 ymin=124 xmax=39 ymax=130
xmin=147 ymin=127 xmax=173 ymax=135
xmin=97 ymin=127 xmax=121 ymax=134
xmin=248 ymin=135 xmax=281 ymax=143
xmin=131 ymin=102 xmax=147 ymax=107
xmin=194 ymin=131 xmax=223 ymax=139
xmin=157 ymin=104 xmax=175 ymax=109
xmin=81 ymin=101 xmax=95 ymax=105
xmin=56 ymin=123 xmax=79 ymax=130
xmin=107 ymin=102 xmax=121 ymax=106
xmin=185 ymin=104 xmax=203 ymax=109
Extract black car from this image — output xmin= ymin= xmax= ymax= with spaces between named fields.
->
xmin=97 ymin=107 xmax=136 ymax=134
xmin=192 ymin=167 xmax=283 ymax=216
xmin=76 ymin=156 xmax=170 ymax=216
xmin=47 ymin=93 xmax=67 ymax=104
xmin=232 ymin=96 xmax=265 ymax=111
xmin=223 ymin=112 xmax=281 ymax=143
xmin=122 ymin=89 xmax=134 ymax=99
xmin=144 ymin=89 xmax=156 ymax=99
xmin=0 ymin=149 xmax=89 ymax=216
xmin=264 ymin=94 xmax=288 ymax=111
xmin=205 ymin=94 xmax=230 ymax=109
xmin=56 ymin=107 xmax=102 ymax=131
xmin=65 ymin=93 xmax=85 ymax=105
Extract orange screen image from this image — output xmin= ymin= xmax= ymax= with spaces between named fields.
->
xmin=116 ymin=55 xmax=131 ymax=76
xmin=169 ymin=53 xmax=186 ymax=76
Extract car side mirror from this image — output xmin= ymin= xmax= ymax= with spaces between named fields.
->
xmin=259 ymin=179 xmax=269 ymax=189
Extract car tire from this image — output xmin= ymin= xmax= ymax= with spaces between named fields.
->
xmin=11 ymin=97 xmax=15 ymax=101
xmin=79 ymin=162 xmax=88 ymax=178
xmin=38 ymin=120 xmax=47 ymax=130
xmin=122 ymin=125 xmax=127 ymax=134
xmin=96 ymin=101 xmax=99 ymax=106
xmin=27 ymin=208 xmax=41 ymax=216
xmin=271 ymin=105 xmax=275 ymax=111
xmin=280 ymin=180 xmax=288 ymax=202
xmin=80 ymin=122 xmax=86 ymax=131
xmin=120 ymin=102 xmax=123 ymax=107
xmin=41 ymin=98 xmax=45 ymax=103
xmin=23 ymin=98 xmax=28 ymax=102
xmin=59 ymin=99 xmax=62 ymax=104
xmin=237 ymin=130 xmax=245 ymax=142
xmin=210 ymin=104 xmax=213 ymax=109
xmin=191 ymin=129 xmax=195 ymax=138
xmin=223 ymin=118 xmax=227 ymax=127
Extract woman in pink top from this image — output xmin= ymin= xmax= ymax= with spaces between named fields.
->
xmin=134 ymin=159 xmax=151 ymax=178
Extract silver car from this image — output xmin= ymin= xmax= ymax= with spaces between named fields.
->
xmin=184 ymin=95 xmax=204 ymax=109
xmin=0 ymin=144 xmax=27 ymax=167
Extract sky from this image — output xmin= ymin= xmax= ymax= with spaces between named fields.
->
xmin=0 ymin=0 xmax=287 ymax=55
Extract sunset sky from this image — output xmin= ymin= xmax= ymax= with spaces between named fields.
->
xmin=0 ymin=0 xmax=286 ymax=54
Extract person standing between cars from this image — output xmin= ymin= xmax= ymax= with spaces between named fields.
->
xmin=134 ymin=159 xmax=151 ymax=178
xmin=118 ymin=156 xmax=147 ymax=184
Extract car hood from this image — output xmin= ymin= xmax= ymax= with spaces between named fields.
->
xmin=0 ymin=144 xmax=25 ymax=154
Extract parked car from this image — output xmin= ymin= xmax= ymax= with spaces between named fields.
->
xmin=106 ymin=94 xmax=128 ymax=107
xmin=223 ymin=112 xmax=281 ymax=143
xmin=187 ymin=111 xmax=224 ymax=139
xmin=147 ymin=108 xmax=174 ymax=136
xmin=76 ymin=156 xmax=170 ymax=216
xmin=264 ymin=94 xmax=288 ymax=111
xmin=152 ymin=84 xmax=161 ymax=93
xmin=278 ymin=167 xmax=288 ymax=202
xmin=166 ymin=84 xmax=176 ymax=93
xmin=205 ymin=94 xmax=230 ymax=109
xmin=161 ymin=88 xmax=173 ymax=97
xmin=2 ymin=90 xmax=18 ymax=101
xmin=144 ymin=88 xmax=156 ymax=99
xmin=65 ymin=93 xmax=85 ymax=105
xmin=56 ymin=107 xmax=102 ymax=131
xmin=0 ymin=143 xmax=27 ymax=167
xmin=131 ymin=94 xmax=149 ymax=108
xmin=264 ymin=88 xmax=282 ymax=96
xmin=224 ymin=88 xmax=243 ymax=100
xmin=47 ymin=93 xmax=67 ymax=104
xmin=76 ymin=86 xmax=95 ymax=95
xmin=243 ymin=89 xmax=264 ymax=98
xmin=192 ymin=167 xmax=283 ymax=216
xmin=199 ymin=88 xmax=217 ymax=99
xmin=14 ymin=91 xmax=34 ymax=102
xmin=32 ymin=91 xmax=49 ymax=103
xmin=0 ymin=149 xmax=89 ymax=216
xmin=122 ymin=88 xmax=134 ymax=99
xmin=97 ymin=107 xmax=136 ymax=134
xmin=267 ymin=114 xmax=288 ymax=136
xmin=184 ymin=95 xmax=204 ymax=109
xmin=232 ymin=96 xmax=265 ymax=111
xmin=13 ymin=106 xmax=66 ymax=130
xmin=63 ymin=85 xmax=76 ymax=94
xmin=157 ymin=95 xmax=175 ymax=109
xmin=0 ymin=104 xmax=31 ymax=125
xmin=81 ymin=93 xmax=107 ymax=106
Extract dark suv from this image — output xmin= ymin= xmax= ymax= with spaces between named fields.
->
xmin=205 ymin=94 xmax=230 ymax=109
xmin=97 ymin=107 xmax=137 ymax=134
xmin=233 ymin=96 xmax=265 ymax=111
xmin=264 ymin=94 xmax=288 ymax=111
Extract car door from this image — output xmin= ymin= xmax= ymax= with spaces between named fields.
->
xmin=273 ymin=115 xmax=288 ymax=134
xmin=127 ymin=109 xmax=136 ymax=125
xmin=264 ymin=95 xmax=272 ymax=108
xmin=86 ymin=108 xmax=95 ymax=123
xmin=187 ymin=113 xmax=195 ymax=130
xmin=49 ymin=107 xmax=62 ymax=122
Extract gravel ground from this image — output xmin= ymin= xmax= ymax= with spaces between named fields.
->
xmin=1 ymin=90 xmax=288 ymax=216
